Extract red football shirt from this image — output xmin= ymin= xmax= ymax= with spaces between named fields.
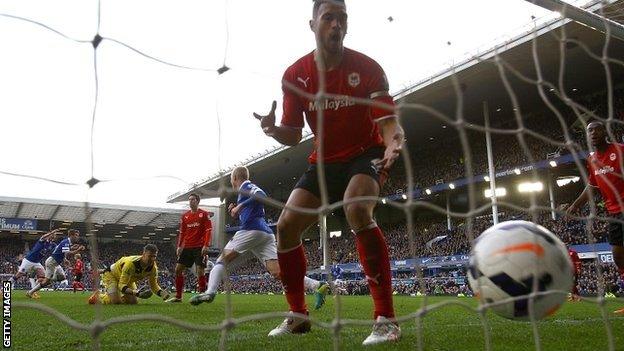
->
xmin=568 ymin=249 xmax=581 ymax=274
xmin=280 ymin=48 xmax=395 ymax=163
xmin=178 ymin=209 xmax=212 ymax=249
xmin=587 ymin=143 xmax=624 ymax=214
xmin=73 ymin=259 xmax=83 ymax=275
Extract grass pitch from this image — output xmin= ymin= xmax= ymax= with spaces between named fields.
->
xmin=10 ymin=291 xmax=624 ymax=350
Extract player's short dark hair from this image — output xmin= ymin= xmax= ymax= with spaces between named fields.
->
xmin=189 ymin=193 xmax=200 ymax=202
xmin=144 ymin=244 xmax=158 ymax=254
xmin=68 ymin=229 xmax=80 ymax=236
xmin=313 ymin=0 xmax=345 ymax=17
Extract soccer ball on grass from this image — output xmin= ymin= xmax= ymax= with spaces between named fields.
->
xmin=467 ymin=220 xmax=573 ymax=320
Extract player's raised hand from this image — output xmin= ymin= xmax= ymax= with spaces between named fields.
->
xmin=43 ymin=228 xmax=61 ymax=239
xmin=253 ymin=101 xmax=277 ymax=136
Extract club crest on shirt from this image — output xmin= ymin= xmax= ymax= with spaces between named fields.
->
xmin=199 ymin=213 xmax=204 ymax=218
xmin=348 ymin=72 xmax=360 ymax=87
xmin=610 ymin=153 xmax=617 ymax=161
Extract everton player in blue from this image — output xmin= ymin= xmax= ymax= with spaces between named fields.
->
xmin=190 ymin=166 xmax=329 ymax=308
xmin=27 ymin=229 xmax=85 ymax=298
xmin=10 ymin=228 xmax=61 ymax=298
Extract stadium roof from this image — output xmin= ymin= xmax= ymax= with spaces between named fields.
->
xmin=0 ymin=196 xmax=185 ymax=227
xmin=0 ymin=196 xmax=193 ymax=241
xmin=168 ymin=0 xmax=624 ymax=203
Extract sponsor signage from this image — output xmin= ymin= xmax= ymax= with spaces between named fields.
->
xmin=0 ymin=218 xmax=37 ymax=231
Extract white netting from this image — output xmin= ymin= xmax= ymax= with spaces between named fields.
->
xmin=2 ymin=0 xmax=624 ymax=350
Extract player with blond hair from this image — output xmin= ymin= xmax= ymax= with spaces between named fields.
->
xmin=190 ymin=166 xmax=329 ymax=308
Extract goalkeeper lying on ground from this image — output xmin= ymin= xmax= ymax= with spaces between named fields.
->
xmin=88 ymin=244 xmax=172 ymax=304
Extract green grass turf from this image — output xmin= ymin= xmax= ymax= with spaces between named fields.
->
xmin=9 ymin=291 xmax=624 ymax=350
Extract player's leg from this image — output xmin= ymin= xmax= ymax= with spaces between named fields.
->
xmin=343 ymin=173 xmax=400 ymax=345
xmin=72 ymin=273 xmax=83 ymax=292
xmin=27 ymin=257 xmax=55 ymax=297
xmin=89 ymin=272 xmax=121 ymax=304
xmin=32 ymin=265 xmax=45 ymax=299
xmin=53 ymin=266 xmax=68 ymax=291
xmin=169 ymin=259 xmax=189 ymax=302
xmin=190 ymin=249 xmax=242 ymax=305
xmin=609 ymin=216 xmax=624 ymax=313
xmin=193 ymin=250 xmax=207 ymax=293
xmin=77 ymin=273 xmax=85 ymax=291
xmin=612 ymin=245 xmax=624 ymax=313
xmin=269 ymin=188 xmax=320 ymax=337
xmin=193 ymin=230 xmax=266 ymax=305
xmin=11 ymin=259 xmax=29 ymax=284
xmin=256 ymin=232 xmax=328 ymax=310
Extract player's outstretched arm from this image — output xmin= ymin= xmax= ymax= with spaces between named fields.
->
xmin=41 ymin=228 xmax=61 ymax=241
xmin=376 ymin=116 xmax=404 ymax=171
xmin=567 ymin=185 xmax=593 ymax=214
xmin=253 ymin=101 xmax=302 ymax=146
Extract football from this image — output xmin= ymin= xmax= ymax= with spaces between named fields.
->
xmin=468 ymin=220 xmax=574 ymax=320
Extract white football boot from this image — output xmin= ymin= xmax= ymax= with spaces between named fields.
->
xmin=362 ymin=316 xmax=401 ymax=346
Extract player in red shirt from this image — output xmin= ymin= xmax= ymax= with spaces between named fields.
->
xmin=567 ymin=248 xmax=581 ymax=301
xmin=254 ymin=0 xmax=403 ymax=345
xmin=71 ymin=253 xmax=85 ymax=293
xmin=568 ymin=121 xmax=624 ymax=312
xmin=167 ymin=193 xmax=212 ymax=302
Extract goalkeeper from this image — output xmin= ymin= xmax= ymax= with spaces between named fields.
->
xmin=88 ymin=244 xmax=172 ymax=304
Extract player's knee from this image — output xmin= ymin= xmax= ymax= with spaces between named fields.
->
xmin=275 ymin=223 xmax=297 ymax=247
xmin=344 ymin=202 xmax=372 ymax=229
xmin=276 ymin=216 xmax=292 ymax=236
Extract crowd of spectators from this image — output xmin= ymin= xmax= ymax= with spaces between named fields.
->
xmin=3 ymin=87 xmax=624 ymax=297
xmin=1 ymin=202 xmax=620 ymax=297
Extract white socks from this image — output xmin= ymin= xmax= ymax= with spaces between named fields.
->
xmin=28 ymin=282 xmax=42 ymax=295
xmin=206 ymin=262 xmax=225 ymax=295
xmin=29 ymin=278 xmax=36 ymax=289
xmin=304 ymin=276 xmax=320 ymax=292
xmin=206 ymin=260 xmax=321 ymax=295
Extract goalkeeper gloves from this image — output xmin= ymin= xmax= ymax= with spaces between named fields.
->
xmin=137 ymin=285 xmax=153 ymax=299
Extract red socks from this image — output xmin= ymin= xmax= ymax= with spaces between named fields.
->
xmin=278 ymin=245 xmax=308 ymax=314
xmin=355 ymin=225 xmax=395 ymax=319
xmin=71 ymin=281 xmax=84 ymax=292
xmin=175 ymin=274 xmax=184 ymax=299
xmin=198 ymin=275 xmax=207 ymax=293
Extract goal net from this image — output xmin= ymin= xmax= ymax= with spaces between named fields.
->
xmin=1 ymin=0 xmax=624 ymax=350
